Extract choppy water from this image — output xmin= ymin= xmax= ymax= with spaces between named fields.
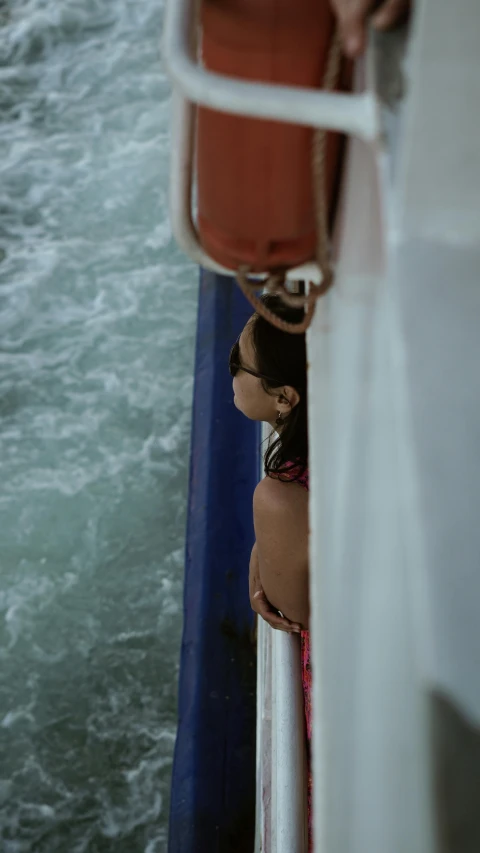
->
xmin=0 ymin=1 xmax=197 ymax=850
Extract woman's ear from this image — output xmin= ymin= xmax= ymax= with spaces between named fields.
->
xmin=276 ymin=386 xmax=300 ymax=415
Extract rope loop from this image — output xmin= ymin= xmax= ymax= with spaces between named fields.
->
xmin=236 ymin=267 xmax=333 ymax=334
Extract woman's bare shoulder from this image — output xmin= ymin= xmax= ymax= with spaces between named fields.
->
xmin=254 ymin=475 xmax=308 ymax=517
xmin=253 ymin=476 xmax=309 ymax=582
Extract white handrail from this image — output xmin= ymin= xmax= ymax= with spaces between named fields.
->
xmin=272 ymin=629 xmax=308 ymax=853
xmin=256 ymin=622 xmax=308 ymax=853
xmin=163 ymin=0 xmax=379 ymax=141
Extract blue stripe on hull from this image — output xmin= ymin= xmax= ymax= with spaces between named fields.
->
xmin=168 ymin=270 xmax=259 ymax=853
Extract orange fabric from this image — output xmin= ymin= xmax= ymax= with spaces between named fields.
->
xmin=197 ymin=0 xmax=347 ymax=272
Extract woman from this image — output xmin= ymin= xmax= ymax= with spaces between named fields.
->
xmin=229 ymin=293 xmax=309 ymax=632
xmin=229 ymin=293 xmax=313 ymax=845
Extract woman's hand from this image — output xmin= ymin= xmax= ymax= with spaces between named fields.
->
xmin=249 ymin=543 xmax=302 ymax=634
xmin=330 ymin=0 xmax=411 ymax=58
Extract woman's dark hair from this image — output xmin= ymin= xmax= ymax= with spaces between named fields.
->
xmin=250 ymin=294 xmax=308 ymax=482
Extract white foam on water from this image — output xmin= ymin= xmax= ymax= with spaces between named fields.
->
xmin=0 ymin=1 xmax=196 ymax=850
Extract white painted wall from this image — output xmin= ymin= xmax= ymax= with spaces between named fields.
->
xmin=308 ymin=1 xmax=480 ymax=851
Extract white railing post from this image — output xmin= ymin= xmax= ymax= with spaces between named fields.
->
xmin=272 ymin=629 xmax=308 ymax=853
xmin=256 ymin=623 xmax=308 ymax=853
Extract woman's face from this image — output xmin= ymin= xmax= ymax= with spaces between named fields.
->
xmin=231 ymin=322 xmax=290 ymax=424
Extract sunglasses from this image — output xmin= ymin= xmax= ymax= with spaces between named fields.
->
xmin=229 ymin=339 xmax=281 ymax=385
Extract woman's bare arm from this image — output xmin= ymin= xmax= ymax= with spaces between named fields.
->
xmin=253 ymin=477 xmax=310 ymax=630
xmin=249 ymin=542 xmax=302 ymax=633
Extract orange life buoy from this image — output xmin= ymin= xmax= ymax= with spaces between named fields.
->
xmin=196 ymin=0 xmax=349 ymax=274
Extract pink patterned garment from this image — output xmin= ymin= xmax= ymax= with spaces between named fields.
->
xmin=271 ymin=464 xmax=313 ymax=850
